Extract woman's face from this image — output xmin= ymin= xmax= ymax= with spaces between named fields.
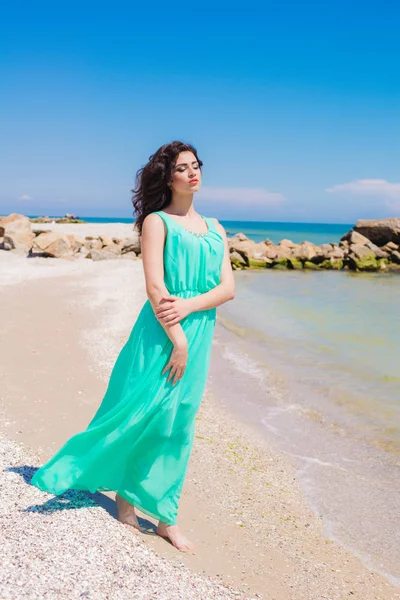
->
xmin=170 ymin=151 xmax=202 ymax=194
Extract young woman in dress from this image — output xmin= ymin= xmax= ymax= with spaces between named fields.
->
xmin=31 ymin=140 xmax=235 ymax=552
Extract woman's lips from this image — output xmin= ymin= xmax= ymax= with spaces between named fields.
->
xmin=189 ymin=180 xmax=199 ymax=184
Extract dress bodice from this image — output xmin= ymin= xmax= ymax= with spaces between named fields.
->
xmin=153 ymin=211 xmax=224 ymax=296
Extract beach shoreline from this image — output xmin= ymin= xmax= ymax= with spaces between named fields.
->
xmin=1 ymin=248 xmax=399 ymax=599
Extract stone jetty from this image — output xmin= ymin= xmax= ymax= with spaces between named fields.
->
xmin=1 ymin=213 xmax=399 ymax=272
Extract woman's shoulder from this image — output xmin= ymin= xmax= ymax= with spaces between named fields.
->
xmin=142 ymin=211 xmax=167 ymax=233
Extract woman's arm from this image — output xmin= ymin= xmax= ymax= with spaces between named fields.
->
xmin=141 ymin=213 xmax=187 ymax=345
xmin=186 ymin=218 xmax=235 ymax=312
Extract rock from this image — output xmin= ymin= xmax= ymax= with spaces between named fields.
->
xmin=228 ymin=238 xmax=256 ymax=260
xmin=0 ymin=213 xmax=27 ymax=226
xmin=346 ymin=244 xmax=379 ymax=271
xmin=253 ymin=242 xmax=270 ymax=258
xmin=330 ymin=247 xmax=345 ymax=260
xmin=304 ymin=261 xmax=319 ymax=270
xmin=341 ymin=230 xmax=370 ymax=245
xmin=349 ymin=243 xmax=376 ymax=260
xmin=230 ymin=251 xmax=247 ymax=268
xmin=383 ymin=241 xmax=399 ymax=251
xmin=378 ymin=259 xmax=389 ymax=271
xmin=264 ymin=238 xmax=274 ymax=246
xmin=229 ymin=250 xmax=249 ymax=267
xmin=274 ymin=246 xmax=292 ymax=260
xmin=279 ymin=239 xmax=297 ymax=249
xmin=264 ymin=246 xmax=278 ymax=260
xmin=319 ymin=244 xmax=334 ymax=256
xmin=330 ymin=258 xmax=344 ymax=270
xmin=91 ymin=247 xmax=121 ymax=261
xmin=84 ymin=238 xmax=103 ymax=250
xmin=365 ymin=241 xmax=389 ymax=259
xmin=66 ymin=235 xmax=84 ymax=253
xmin=99 ymin=235 xmax=115 ymax=247
xmin=230 ymin=232 xmax=249 ymax=242
xmin=288 ymin=258 xmax=303 ymax=270
xmin=292 ymin=242 xmax=317 ymax=261
xmin=354 ymin=217 xmax=400 ymax=246
xmin=248 ymin=258 xmax=270 ymax=269
xmin=120 ymin=235 xmax=141 ymax=255
xmin=33 ymin=232 xmax=74 ymax=258
xmin=1 ymin=214 xmax=35 ymax=256
xmin=391 ymin=251 xmax=400 ymax=265
xmin=79 ymin=246 xmax=91 ymax=259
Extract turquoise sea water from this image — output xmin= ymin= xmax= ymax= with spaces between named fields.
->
xmin=214 ymin=268 xmax=400 ymax=585
xmin=218 ymin=268 xmax=400 ymax=452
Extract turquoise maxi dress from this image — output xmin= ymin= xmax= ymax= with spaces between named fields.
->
xmin=31 ymin=211 xmax=224 ymax=525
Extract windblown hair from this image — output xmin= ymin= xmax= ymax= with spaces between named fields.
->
xmin=131 ymin=140 xmax=203 ymax=234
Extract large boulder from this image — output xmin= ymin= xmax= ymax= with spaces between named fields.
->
xmin=275 ymin=245 xmax=294 ymax=260
xmin=228 ymin=233 xmax=256 ymax=260
xmin=292 ymin=242 xmax=317 ymax=261
xmin=1 ymin=214 xmax=35 ymax=256
xmin=33 ymin=232 xmax=74 ymax=258
xmin=253 ymin=241 xmax=270 ymax=258
xmin=353 ymin=218 xmax=400 ymax=246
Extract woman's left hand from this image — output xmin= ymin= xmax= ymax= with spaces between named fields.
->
xmin=155 ymin=295 xmax=193 ymax=326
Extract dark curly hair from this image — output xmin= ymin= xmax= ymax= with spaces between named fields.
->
xmin=131 ymin=140 xmax=203 ymax=234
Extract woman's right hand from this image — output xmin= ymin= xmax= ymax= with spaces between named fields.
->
xmin=162 ymin=337 xmax=188 ymax=386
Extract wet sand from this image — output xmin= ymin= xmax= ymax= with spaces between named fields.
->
xmin=1 ymin=249 xmax=399 ymax=599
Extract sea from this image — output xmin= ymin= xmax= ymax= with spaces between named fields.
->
xmin=41 ymin=215 xmax=400 ymax=585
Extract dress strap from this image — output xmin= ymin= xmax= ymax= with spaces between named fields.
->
xmin=153 ymin=210 xmax=172 ymax=233
xmin=204 ymin=216 xmax=217 ymax=233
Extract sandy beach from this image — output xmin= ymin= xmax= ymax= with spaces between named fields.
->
xmin=1 ymin=230 xmax=399 ymax=599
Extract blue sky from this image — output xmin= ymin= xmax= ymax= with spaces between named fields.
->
xmin=0 ymin=1 xmax=399 ymax=223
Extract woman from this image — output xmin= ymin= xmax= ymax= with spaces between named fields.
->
xmin=31 ymin=140 xmax=235 ymax=552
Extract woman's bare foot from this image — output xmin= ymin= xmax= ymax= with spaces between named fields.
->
xmin=156 ymin=522 xmax=195 ymax=552
xmin=115 ymin=493 xmax=143 ymax=533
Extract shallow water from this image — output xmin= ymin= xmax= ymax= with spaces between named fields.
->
xmin=210 ymin=268 xmax=400 ymax=586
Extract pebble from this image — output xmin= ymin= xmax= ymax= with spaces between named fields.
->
xmin=0 ymin=435 xmax=247 ymax=600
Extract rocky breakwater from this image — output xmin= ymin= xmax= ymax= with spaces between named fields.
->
xmin=228 ymin=217 xmax=400 ymax=273
xmin=0 ymin=213 xmax=141 ymax=261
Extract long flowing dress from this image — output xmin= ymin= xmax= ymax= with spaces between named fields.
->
xmin=31 ymin=211 xmax=224 ymax=525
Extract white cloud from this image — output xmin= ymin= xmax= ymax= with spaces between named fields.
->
xmin=18 ymin=194 xmax=34 ymax=201
xmin=197 ymin=186 xmax=285 ymax=206
xmin=325 ymin=179 xmax=400 ymax=200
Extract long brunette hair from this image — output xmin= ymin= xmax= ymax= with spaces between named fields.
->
xmin=131 ymin=141 xmax=203 ymax=234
